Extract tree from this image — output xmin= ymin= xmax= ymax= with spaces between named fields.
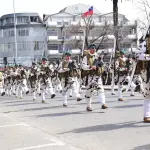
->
xmin=67 ymin=16 xmax=112 ymax=53
xmin=134 ymin=0 xmax=150 ymax=33
xmin=83 ymin=16 xmax=111 ymax=51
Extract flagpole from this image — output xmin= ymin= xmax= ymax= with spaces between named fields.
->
xmin=13 ymin=0 xmax=18 ymax=64
xmin=81 ymin=28 xmax=86 ymax=56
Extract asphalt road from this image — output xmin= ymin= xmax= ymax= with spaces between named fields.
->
xmin=0 ymin=89 xmax=150 ymax=150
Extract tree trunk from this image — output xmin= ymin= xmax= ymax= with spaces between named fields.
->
xmin=113 ymin=0 xmax=119 ymax=75
xmin=113 ymin=0 xmax=119 ymax=50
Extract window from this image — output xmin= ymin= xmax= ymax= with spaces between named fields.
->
xmin=0 ymin=44 xmax=4 ymax=52
xmin=48 ymin=44 xmax=59 ymax=50
xmin=64 ymin=22 xmax=69 ymax=26
xmin=47 ymin=29 xmax=58 ymax=36
xmin=17 ymin=28 xmax=29 ymax=36
xmin=73 ymin=16 xmax=76 ymax=21
xmin=17 ymin=42 xmax=31 ymax=51
xmin=6 ymin=18 xmax=14 ymax=24
xmin=34 ymin=41 xmax=44 ymax=50
xmin=57 ymin=22 xmax=62 ymax=25
xmin=0 ymin=30 xmax=2 ymax=37
xmin=30 ymin=16 xmax=41 ymax=23
xmin=1 ymin=19 xmax=6 ymax=26
xmin=65 ymin=44 xmax=73 ymax=50
xmin=17 ymin=16 xmax=29 ymax=23
xmin=3 ymin=30 xmax=14 ymax=37
xmin=4 ymin=43 xmax=14 ymax=52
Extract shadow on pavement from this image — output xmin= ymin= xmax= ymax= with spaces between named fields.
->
xmin=36 ymin=111 xmax=86 ymax=117
xmin=3 ymin=100 xmax=32 ymax=104
xmin=59 ymin=121 xmax=148 ymax=134
xmin=6 ymin=102 xmax=37 ymax=106
xmin=24 ymin=105 xmax=76 ymax=112
xmin=113 ymin=104 xmax=143 ymax=109
xmin=132 ymin=144 xmax=150 ymax=150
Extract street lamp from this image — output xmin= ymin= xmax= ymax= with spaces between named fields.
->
xmin=13 ymin=0 xmax=18 ymax=64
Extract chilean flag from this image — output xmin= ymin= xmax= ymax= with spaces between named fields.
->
xmin=82 ymin=6 xmax=93 ymax=18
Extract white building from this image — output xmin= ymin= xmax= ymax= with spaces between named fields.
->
xmin=43 ymin=3 xmax=137 ymax=61
xmin=0 ymin=13 xmax=47 ymax=66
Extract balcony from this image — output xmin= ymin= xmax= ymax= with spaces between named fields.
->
xmin=70 ymin=21 xmax=80 ymax=26
xmin=48 ymin=36 xmax=58 ymax=41
xmin=47 ymin=21 xmax=63 ymax=27
xmin=94 ymin=22 xmax=106 ymax=27
xmin=127 ymin=34 xmax=137 ymax=40
xmin=123 ymin=21 xmax=137 ymax=27
xmin=47 ymin=50 xmax=59 ymax=55
xmin=71 ymin=35 xmax=81 ymax=40
xmin=47 ymin=21 xmax=57 ymax=27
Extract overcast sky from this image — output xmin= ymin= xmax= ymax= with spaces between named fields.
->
xmin=0 ymin=0 xmax=142 ymax=21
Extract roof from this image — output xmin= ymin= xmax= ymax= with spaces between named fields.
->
xmin=59 ymin=3 xmax=101 ymax=15
xmin=1 ymin=13 xmax=40 ymax=20
xmin=43 ymin=3 xmax=102 ymax=21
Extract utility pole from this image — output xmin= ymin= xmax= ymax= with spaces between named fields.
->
xmin=13 ymin=0 xmax=18 ymax=64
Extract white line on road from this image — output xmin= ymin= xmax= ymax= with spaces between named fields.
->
xmin=0 ymin=123 xmax=28 ymax=128
xmin=12 ymin=142 xmax=65 ymax=150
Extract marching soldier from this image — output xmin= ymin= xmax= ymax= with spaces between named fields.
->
xmin=81 ymin=44 xmax=108 ymax=111
xmin=58 ymin=51 xmax=82 ymax=106
xmin=40 ymin=57 xmax=55 ymax=100
xmin=135 ymin=32 xmax=150 ymax=123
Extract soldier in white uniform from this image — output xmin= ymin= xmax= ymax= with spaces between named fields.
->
xmin=135 ymin=33 xmax=150 ymax=123
xmin=58 ymin=52 xmax=82 ymax=106
xmin=81 ymin=45 xmax=108 ymax=111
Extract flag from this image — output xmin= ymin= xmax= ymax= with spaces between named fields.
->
xmin=82 ymin=6 xmax=93 ymax=18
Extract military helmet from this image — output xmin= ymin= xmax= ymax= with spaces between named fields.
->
xmin=88 ymin=44 xmax=96 ymax=50
xmin=42 ymin=57 xmax=47 ymax=61
xmin=120 ymin=50 xmax=125 ymax=55
xmin=32 ymin=62 xmax=36 ymax=65
xmin=63 ymin=51 xmax=71 ymax=56
xmin=128 ymin=54 xmax=132 ymax=58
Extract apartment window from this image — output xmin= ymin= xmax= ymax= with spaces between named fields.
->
xmin=4 ymin=43 xmax=14 ymax=52
xmin=57 ymin=22 xmax=62 ymax=25
xmin=18 ymin=28 xmax=29 ymax=36
xmin=65 ymin=44 xmax=73 ymax=50
xmin=64 ymin=22 xmax=69 ymax=26
xmin=0 ymin=44 xmax=4 ymax=52
xmin=17 ymin=16 xmax=29 ymax=23
xmin=30 ymin=16 xmax=42 ymax=23
xmin=0 ymin=30 xmax=2 ymax=37
xmin=1 ymin=19 xmax=6 ymax=26
xmin=17 ymin=42 xmax=31 ymax=51
xmin=34 ymin=41 xmax=44 ymax=50
xmin=3 ymin=30 xmax=14 ymax=37
xmin=48 ymin=44 xmax=59 ymax=50
xmin=47 ymin=29 xmax=58 ymax=36
xmin=6 ymin=18 xmax=14 ymax=24
xmin=73 ymin=16 xmax=76 ymax=21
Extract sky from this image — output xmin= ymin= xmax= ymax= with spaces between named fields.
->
xmin=0 ymin=0 xmax=142 ymax=21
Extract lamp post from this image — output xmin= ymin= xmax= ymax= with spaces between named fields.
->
xmin=13 ymin=0 xmax=18 ymax=64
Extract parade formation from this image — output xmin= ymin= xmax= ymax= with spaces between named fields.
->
xmin=0 ymin=26 xmax=150 ymax=124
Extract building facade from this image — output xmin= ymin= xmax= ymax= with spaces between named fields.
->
xmin=0 ymin=13 xmax=47 ymax=66
xmin=43 ymin=3 xmax=137 ymax=61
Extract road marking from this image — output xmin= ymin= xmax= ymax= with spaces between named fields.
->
xmin=12 ymin=142 xmax=65 ymax=150
xmin=0 ymin=123 xmax=28 ymax=128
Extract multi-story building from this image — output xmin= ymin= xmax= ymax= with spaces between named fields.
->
xmin=44 ymin=3 xmax=137 ymax=61
xmin=0 ymin=13 xmax=47 ymax=66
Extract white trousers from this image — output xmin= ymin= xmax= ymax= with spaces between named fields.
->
xmin=144 ymin=99 xmax=150 ymax=118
